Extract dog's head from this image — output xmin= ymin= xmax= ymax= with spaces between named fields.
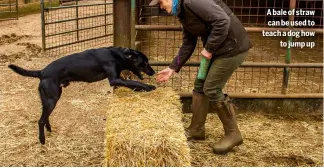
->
xmin=122 ymin=48 xmax=155 ymax=80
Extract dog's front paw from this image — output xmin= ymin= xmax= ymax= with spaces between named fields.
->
xmin=132 ymin=85 xmax=156 ymax=92
xmin=145 ymin=85 xmax=156 ymax=91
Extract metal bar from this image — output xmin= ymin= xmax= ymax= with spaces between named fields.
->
xmin=178 ymin=92 xmax=323 ymax=99
xmin=76 ymin=0 xmax=79 ymax=41
xmin=135 ymin=25 xmax=182 ymax=31
xmin=134 ymin=0 xmax=143 ymax=50
xmin=45 ymin=23 xmax=113 ymax=37
xmin=45 ymin=34 xmax=113 ymax=50
xmin=247 ymin=0 xmax=250 ymax=25
xmin=282 ymin=36 xmax=291 ymax=94
xmin=45 ymin=2 xmax=113 ymax=10
xmin=134 ymin=25 xmax=324 ymax=34
xmin=0 ymin=11 xmax=16 ymax=14
xmin=0 ymin=17 xmax=18 ymax=21
xmin=135 ymin=0 xmax=139 ymax=26
xmin=282 ymin=0 xmax=296 ymax=94
xmin=0 ymin=3 xmax=17 ymax=6
xmin=131 ymin=0 xmax=136 ymax=49
xmin=104 ymin=0 xmax=107 ymax=36
xmin=15 ymin=0 xmax=18 ymax=20
xmin=148 ymin=61 xmax=324 ymax=68
xmin=40 ymin=0 xmax=46 ymax=53
xmin=134 ymin=0 xmax=140 ymax=50
xmin=45 ymin=13 xmax=113 ymax=25
xmin=128 ymin=0 xmax=137 ymax=80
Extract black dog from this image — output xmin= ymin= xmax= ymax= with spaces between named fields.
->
xmin=8 ymin=46 xmax=156 ymax=144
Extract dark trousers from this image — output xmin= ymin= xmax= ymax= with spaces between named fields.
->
xmin=193 ymin=51 xmax=248 ymax=102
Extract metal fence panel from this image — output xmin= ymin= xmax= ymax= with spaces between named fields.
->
xmin=41 ymin=0 xmax=113 ymax=56
xmin=0 ymin=0 xmax=18 ymax=21
xmin=134 ymin=0 xmax=323 ymax=96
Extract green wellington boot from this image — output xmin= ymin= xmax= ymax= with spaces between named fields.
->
xmin=210 ymin=95 xmax=243 ymax=154
xmin=185 ymin=91 xmax=209 ymax=140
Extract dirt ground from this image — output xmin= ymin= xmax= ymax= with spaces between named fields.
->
xmin=0 ymin=12 xmax=323 ymax=167
xmin=0 ymin=13 xmax=110 ymax=166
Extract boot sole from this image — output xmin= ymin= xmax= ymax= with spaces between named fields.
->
xmin=212 ymin=139 xmax=243 ymax=154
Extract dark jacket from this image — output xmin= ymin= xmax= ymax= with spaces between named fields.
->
xmin=169 ymin=0 xmax=253 ymax=73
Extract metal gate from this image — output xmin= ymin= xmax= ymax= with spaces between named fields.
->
xmin=0 ymin=0 xmax=18 ymax=21
xmin=40 ymin=0 xmax=113 ymax=56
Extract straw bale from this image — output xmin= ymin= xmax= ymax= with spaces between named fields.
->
xmin=104 ymin=87 xmax=191 ymax=167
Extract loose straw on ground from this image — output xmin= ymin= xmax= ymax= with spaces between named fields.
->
xmin=104 ymin=87 xmax=191 ymax=167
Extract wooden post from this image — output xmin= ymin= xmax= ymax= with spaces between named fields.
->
xmin=113 ymin=0 xmax=132 ymax=80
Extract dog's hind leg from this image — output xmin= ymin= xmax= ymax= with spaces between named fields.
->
xmin=45 ymin=86 xmax=62 ymax=132
xmin=38 ymin=79 xmax=61 ymax=144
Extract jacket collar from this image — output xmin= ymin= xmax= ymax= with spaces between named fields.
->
xmin=175 ymin=0 xmax=184 ymax=18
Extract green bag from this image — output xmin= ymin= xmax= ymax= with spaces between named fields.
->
xmin=197 ymin=56 xmax=211 ymax=80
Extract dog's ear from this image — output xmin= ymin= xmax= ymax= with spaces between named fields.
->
xmin=124 ymin=48 xmax=137 ymax=61
xmin=123 ymin=48 xmax=131 ymax=54
xmin=125 ymin=54 xmax=137 ymax=61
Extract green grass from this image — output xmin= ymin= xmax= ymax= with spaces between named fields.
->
xmin=0 ymin=0 xmax=60 ymax=20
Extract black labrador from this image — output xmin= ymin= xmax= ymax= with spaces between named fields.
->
xmin=8 ymin=46 xmax=156 ymax=144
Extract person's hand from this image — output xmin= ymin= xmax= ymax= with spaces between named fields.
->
xmin=201 ymin=48 xmax=212 ymax=59
xmin=156 ymin=67 xmax=175 ymax=82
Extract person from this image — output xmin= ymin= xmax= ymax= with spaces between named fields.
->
xmin=150 ymin=0 xmax=253 ymax=154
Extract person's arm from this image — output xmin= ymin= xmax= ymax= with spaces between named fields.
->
xmin=169 ymin=27 xmax=197 ymax=73
xmin=185 ymin=0 xmax=230 ymax=53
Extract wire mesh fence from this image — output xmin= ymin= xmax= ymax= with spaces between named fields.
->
xmin=135 ymin=0 xmax=323 ymax=95
xmin=41 ymin=0 xmax=113 ymax=56
xmin=0 ymin=0 xmax=18 ymax=21
xmin=140 ymin=64 xmax=323 ymax=94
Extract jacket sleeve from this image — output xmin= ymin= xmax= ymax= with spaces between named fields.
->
xmin=185 ymin=0 xmax=230 ymax=53
xmin=169 ymin=27 xmax=197 ymax=73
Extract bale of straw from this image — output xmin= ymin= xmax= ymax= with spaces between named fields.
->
xmin=104 ymin=87 xmax=191 ymax=167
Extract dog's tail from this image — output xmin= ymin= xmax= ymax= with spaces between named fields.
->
xmin=8 ymin=64 xmax=41 ymax=78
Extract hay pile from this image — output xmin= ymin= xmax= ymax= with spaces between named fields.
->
xmin=104 ymin=87 xmax=191 ymax=167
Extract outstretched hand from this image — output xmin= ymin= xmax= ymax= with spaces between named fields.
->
xmin=201 ymin=48 xmax=212 ymax=59
xmin=156 ymin=67 xmax=175 ymax=82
